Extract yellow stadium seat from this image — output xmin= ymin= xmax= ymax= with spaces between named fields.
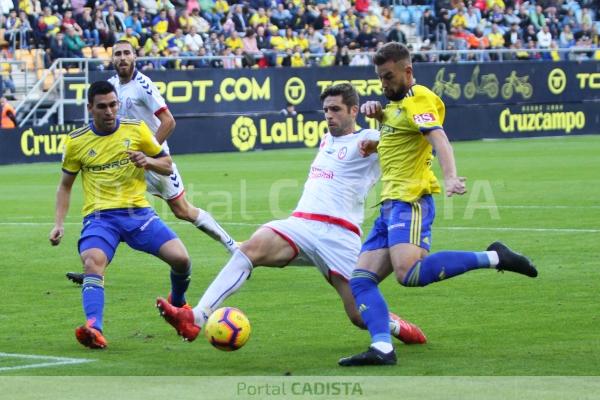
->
xmin=82 ymin=47 xmax=92 ymax=58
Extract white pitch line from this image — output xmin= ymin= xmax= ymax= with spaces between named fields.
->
xmin=0 ymin=221 xmax=598 ymax=233
xmin=0 ymin=352 xmax=95 ymax=372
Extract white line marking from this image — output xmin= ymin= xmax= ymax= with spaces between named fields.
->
xmin=0 ymin=221 xmax=598 ymax=233
xmin=0 ymin=352 xmax=95 ymax=372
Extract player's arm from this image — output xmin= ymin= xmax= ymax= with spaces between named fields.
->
xmin=49 ymin=172 xmax=77 ymax=246
xmin=359 ymin=100 xmax=384 ymax=122
xmin=127 ymin=150 xmax=173 ymax=175
xmin=154 ymin=108 xmax=176 ymax=144
xmin=425 ymin=128 xmax=466 ymax=197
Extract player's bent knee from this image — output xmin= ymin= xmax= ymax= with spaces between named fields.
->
xmin=81 ymin=251 xmax=107 ymax=275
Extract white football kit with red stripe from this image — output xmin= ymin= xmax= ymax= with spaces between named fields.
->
xmin=109 ymin=71 xmax=184 ymax=200
xmin=265 ymin=128 xmax=380 ymax=280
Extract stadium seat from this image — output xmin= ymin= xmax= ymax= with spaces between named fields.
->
xmin=82 ymin=47 xmax=92 ymax=58
xmin=393 ymin=5 xmax=406 ymax=20
xmin=37 ymin=69 xmax=55 ymax=91
xmin=15 ymin=49 xmax=34 ymax=71
xmin=399 ymin=9 xmax=411 ymax=25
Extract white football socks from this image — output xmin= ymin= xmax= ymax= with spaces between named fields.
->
xmin=193 ymin=208 xmax=238 ymax=253
xmin=486 ymin=251 xmax=500 ymax=267
xmin=193 ymin=249 xmax=253 ymax=327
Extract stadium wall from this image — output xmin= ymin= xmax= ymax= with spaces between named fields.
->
xmin=1 ymin=61 xmax=599 ymax=165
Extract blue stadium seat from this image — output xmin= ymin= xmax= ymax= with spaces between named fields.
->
xmin=399 ymin=10 xmax=411 ymax=25
xmin=410 ymin=7 xmax=423 ymax=25
xmin=393 ymin=5 xmax=407 ymax=21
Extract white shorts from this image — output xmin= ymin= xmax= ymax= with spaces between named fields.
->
xmin=264 ymin=216 xmax=361 ymax=281
xmin=145 ymin=162 xmax=185 ymax=200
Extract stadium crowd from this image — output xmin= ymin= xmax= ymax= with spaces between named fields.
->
xmin=0 ymin=0 xmax=598 ymax=74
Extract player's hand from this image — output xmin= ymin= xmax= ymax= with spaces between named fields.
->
xmin=126 ymin=150 xmax=149 ymax=169
xmin=49 ymin=226 xmax=64 ymax=246
xmin=360 ymin=101 xmax=383 ymax=121
xmin=445 ymin=177 xmax=467 ymax=197
xmin=358 ymin=140 xmax=379 ymax=157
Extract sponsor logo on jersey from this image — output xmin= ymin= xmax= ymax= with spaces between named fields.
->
xmin=309 ymin=166 xmax=334 ymax=180
xmin=337 ymin=146 xmax=347 ymax=160
xmin=413 ymin=113 xmax=435 ymax=124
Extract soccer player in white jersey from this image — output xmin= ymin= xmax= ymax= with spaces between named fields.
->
xmin=156 ymin=83 xmax=427 ymax=346
xmin=66 ymin=40 xmax=237 ymax=285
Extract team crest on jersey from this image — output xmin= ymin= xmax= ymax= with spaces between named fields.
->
xmin=124 ymin=139 xmax=131 ymax=149
xmin=126 ymin=97 xmax=133 ymax=109
xmin=337 ymin=146 xmax=347 ymax=160
xmin=88 ymin=149 xmax=96 ymax=157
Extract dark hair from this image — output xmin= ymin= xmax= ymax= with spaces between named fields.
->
xmin=114 ymin=39 xmax=135 ymax=51
xmin=373 ymin=42 xmax=411 ymax=66
xmin=88 ymin=81 xmax=117 ymax=104
xmin=319 ymin=82 xmax=359 ymax=109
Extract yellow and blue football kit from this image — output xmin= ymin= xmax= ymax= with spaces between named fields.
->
xmin=362 ymin=85 xmax=444 ymax=252
xmin=62 ymin=118 xmax=177 ymax=261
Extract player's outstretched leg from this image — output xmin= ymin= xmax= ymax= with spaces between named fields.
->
xmin=488 ymin=241 xmax=538 ymax=277
xmin=400 ymin=245 xmax=537 ymax=287
xmin=389 ymin=313 xmax=427 ymax=344
xmin=156 ymin=297 xmax=200 ymax=341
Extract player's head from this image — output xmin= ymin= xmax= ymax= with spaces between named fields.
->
xmin=88 ymin=81 xmax=119 ymax=132
xmin=373 ymin=42 xmax=413 ymax=101
xmin=320 ymin=83 xmax=359 ymax=137
xmin=112 ymin=40 xmax=136 ymax=81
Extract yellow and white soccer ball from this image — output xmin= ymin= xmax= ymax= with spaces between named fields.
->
xmin=204 ymin=307 xmax=251 ymax=351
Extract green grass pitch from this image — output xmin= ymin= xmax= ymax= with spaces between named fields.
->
xmin=0 ymin=135 xmax=598 ymax=377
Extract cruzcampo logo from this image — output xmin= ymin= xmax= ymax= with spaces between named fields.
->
xmin=231 ymin=116 xmax=257 ymax=152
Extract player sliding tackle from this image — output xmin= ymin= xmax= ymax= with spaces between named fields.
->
xmin=338 ymin=42 xmax=538 ymax=367
xmin=156 ymin=83 xmax=427 ymax=346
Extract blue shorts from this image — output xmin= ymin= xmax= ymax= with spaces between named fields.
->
xmin=78 ymin=208 xmax=178 ymax=263
xmin=361 ymin=195 xmax=435 ymax=253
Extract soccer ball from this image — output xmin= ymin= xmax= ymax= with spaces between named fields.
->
xmin=204 ymin=307 xmax=251 ymax=351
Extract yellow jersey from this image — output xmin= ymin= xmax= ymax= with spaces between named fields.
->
xmin=378 ymin=84 xmax=445 ymax=202
xmin=62 ymin=119 xmax=164 ymax=216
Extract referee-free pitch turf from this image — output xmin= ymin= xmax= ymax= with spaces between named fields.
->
xmin=0 ymin=135 xmax=598 ymax=376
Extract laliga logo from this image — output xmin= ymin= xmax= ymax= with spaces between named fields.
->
xmin=231 ymin=116 xmax=258 ymax=152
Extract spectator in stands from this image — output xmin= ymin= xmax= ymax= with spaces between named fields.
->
xmin=488 ymin=23 xmax=504 ymax=59
xmin=61 ymin=9 xmax=82 ymax=35
xmin=386 ymin=21 xmax=407 ymax=45
xmin=349 ymin=47 xmax=370 ymax=66
xmin=561 ymin=9 xmax=578 ymax=31
xmin=38 ymin=6 xmax=61 ymax=46
xmin=523 ymin=24 xmax=537 ymax=44
xmin=504 ymin=22 xmax=522 ymax=48
xmin=517 ymin=5 xmax=531 ymax=30
xmin=545 ymin=7 xmax=561 ymax=39
xmin=106 ymin=5 xmax=125 ymax=37
xmin=225 ymin=29 xmax=243 ymax=51
xmin=513 ymin=39 xmax=530 ymax=60
xmin=153 ymin=9 xmax=169 ymax=35
xmin=94 ymin=8 xmax=115 ymax=47
xmin=334 ymin=44 xmax=350 ymax=65
xmin=559 ymin=23 xmax=575 ymax=48
xmin=77 ymin=8 xmax=99 ymax=46
xmin=167 ymin=8 xmax=180 ymax=33
xmin=503 ymin=6 xmax=520 ymax=26
xmin=16 ymin=10 xmax=33 ymax=49
xmin=451 ymin=8 xmax=468 ymax=31
xmin=178 ymin=9 xmax=193 ymax=33
xmin=190 ymin=7 xmax=210 ymax=34
xmin=356 ymin=23 xmax=377 ymax=49
xmin=121 ymin=27 xmax=140 ymax=49
xmin=291 ymin=7 xmax=308 ymax=31
xmin=0 ymin=97 xmax=16 ymax=129
xmin=45 ymin=32 xmax=69 ymax=67
xmin=231 ymin=4 xmax=248 ymax=33
xmin=184 ymin=25 xmax=203 ymax=52
xmin=64 ymin=24 xmax=85 ymax=58
xmin=0 ymin=51 xmax=15 ymax=101
xmin=139 ymin=0 xmax=159 ymax=16
xmin=530 ymin=5 xmax=546 ymax=31
xmin=536 ymin=24 xmax=552 ymax=49
xmin=354 ymin=0 xmax=369 ymax=16
xmin=465 ymin=5 xmax=480 ymax=32
xmin=307 ymin=25 xmax=326 ymax=53
xmin=343 ymin=7 xmax=359 ymax=31
xmin=272 ymin=3 xmax=292 ymax=29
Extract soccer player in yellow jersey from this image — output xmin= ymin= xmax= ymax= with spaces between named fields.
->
xmin=49 ymin=81 xmax=193 ymax=349
xmin=339 ymin=43 xmax=538 ymax=366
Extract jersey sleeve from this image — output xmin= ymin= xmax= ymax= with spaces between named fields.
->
xmin=138 ymin=76 xmax=168 ymax=116
xmin=406 ymin=88 xmax=446 ymax=133
xmin=138 ymin=120 xmax=164 ymax=157
xmin=61 ymin=135 xmax=81 ymax=175
xmin=362 ymin=128 xmax=381 ymax=141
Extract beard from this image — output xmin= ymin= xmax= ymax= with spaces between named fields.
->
xmin=117 ymin=63 xmax=134 ymax=80
xmin=384 ymin=86 xmax=407 ymax=101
